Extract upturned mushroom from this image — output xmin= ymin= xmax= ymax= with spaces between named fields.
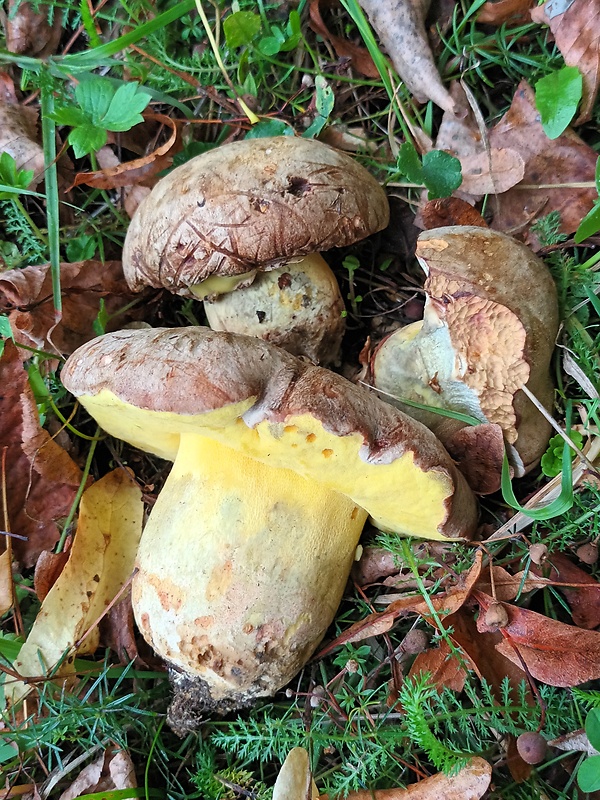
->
xmin=370 ymin=226 xmax=559 ymax=482
xmin=61 ymin=326 xmax=477 ymax=730
xmin=122 ymin=136 xmax=389 ymax=364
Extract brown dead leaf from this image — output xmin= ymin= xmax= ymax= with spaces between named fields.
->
xmin=94 ymin=147 xmax=152 ymax=218
xmin=0 ymin=341 xmax=82 ymax=567
xmin=408 ymin=639 xmax=469 ymax=692
xmin=0 ymin=260 xmax=148 ymax=355
xmin=358 ymin=0 xmax=458 ymax=112
xmin=273 ymin=748 xmax=319 ymax=800
xmin=308 ymin=0 xmax=379 ymax=78
xmin=3 ymin=0 xmax=62 ymax=57
xmin=475 ymin=590 xmax=600 ymax=686
xmin=8 ymin=469 xmax=143 ymax=706
xmin=0 ymin=96 xmax=44 ymax=184
xmin=352 ymin=546 xmax=399 ymax=585
xmin=421 ymin=197 xmax=488 ymax=229
xmin=0 ymin=547 xmax=13 ymax=615
xmin=478 ymin=0 xmax=536 ymax=25
xmin=476 ymin=565 xmax=549 ymax=601
xmin=72 ymin=113 xmax=180 ymax=190
xmin=459 ymin=148 xmax=525 ymax=195
xmin=58 ymin=746 xmax=137 ymax=800
xmin=531 ymin=552 xmax=600 ymax=629
xmin=33 ymin=547 xmax=70 ymax=602
xmin=531 ymin=0 xmax=600 ymax=123
xmin=488 ymin=81 xmax=597 ymax=242
xmin=322 ymin=757 xmax=492 ymax=799
xmin=444 ymin=423 xmax=506 ymax=494
xmin=100 ymin=590 xmax=144 ymax=665
xmin=318 ymin=551 xmax=483 ymax=657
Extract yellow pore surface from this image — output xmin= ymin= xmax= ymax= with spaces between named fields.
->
xmin=80 ymin=389 xmax=454 ymax=539
xmin=133 ymin=433 xmax=366 ymax=691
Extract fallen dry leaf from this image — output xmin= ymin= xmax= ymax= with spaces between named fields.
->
xmin=421 ymin=197 xmax=488 ymax=229
xmin=101 ymin=590 xmax=144 ymax=665
xmin=531 ymin=552 xmax=600 ymax=629
xmin=3 ymin=0 xmax=62 ymax=57
xmin=408 ymin=638 xmax=469 ymax=692
xmin=33 ymin=547 xmax=70 ymax=602
xmin=531 ymin=0 xmax=600 ymax=123
xmin=7 ymin=469 xmax=143 ymax=706
xmin=488 ymin=81 xmax=597 ymax=243
xmin=72 ymin=113 xmax=179 ymax=191
xmin=475 ymin=590 xmax=600 ymax=687
xmin=323 ymin=757 xmax=492 ymax=799
xmin=0 ymin=94 xmax=44 ymax=184
xmin=443 ymin=423 xmax=506 ymax=495
xmin=0 ymin=340 xmax=83 ymax=567
xmin=273 ymin=748 xmax=319 ymax=800
xmin=478 ymin=0 xmax=536 ymax=25
xmin=459 ymin=148 xmax=525 ymax=196
xmin=475 ymin=565 xmax=550 ymax=601
xmin=352 ymin=546 xmax=399 ymax=585
xmin=0 ymin=260 xmax=148 ymax=355
xmin=308 ymin=0 xmax=379 ymax=78
xmin=0 ymin=547 xmax=13 ymax=615
xmin=318 ymin=551 xmax=483 ymax=657
xmin=58 ymin=746 xmax=137 ymax=800
xmin=358 ymin=0 xmax=457 ymax=112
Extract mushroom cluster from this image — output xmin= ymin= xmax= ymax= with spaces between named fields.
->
xmin=370 ymin=226 xmax=559 ymax=490
xmin=122 ymin=135 xmax=390 ymax=364
xmin=61 ymin=326 xmax=477 ymax=731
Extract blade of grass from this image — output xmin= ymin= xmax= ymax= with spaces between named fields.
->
xmin=40 ymin=71 xmax=62 ymax=320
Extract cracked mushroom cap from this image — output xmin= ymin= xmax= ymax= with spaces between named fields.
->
xmin=62 ymin=327 xmax=477 ymax=717
xmin=122 ymin=136 xmax=390 ymax=297
xmin=371 ymin=226 xmax=559 ymax=477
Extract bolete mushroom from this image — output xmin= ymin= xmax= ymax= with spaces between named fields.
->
xmin=122 ymin=136 xmax=389 ymax=364
xmin=370 ymin=226 xmax=559 ymax=483
xmin=61 ymin=326 xmax=477 ymax=730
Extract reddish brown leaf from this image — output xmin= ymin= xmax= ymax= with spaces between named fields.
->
xmin=0 ymin=341 xmax=83 ymax=567
xmin=488 ymin=81 xmax=597 ymax=243
xmin=531 ymin=0 xmax=600 ymax=123
xmin=3 ymin=0 xmax=62 ymax=57
xmin=421 ymin=197 xmax=488 ymax=229
xmin=33 ymin=547 xmax=70 ymax=602
xmin=72 ymin=113 xmax=180 ymax=190
xmin=352 ymin=546 xmax=399 ymax=585
xmin=444 ymin=423 xmax=505 ymax=494
xmin=476 ymin=565 xmax=549 ymax=601
xmin=532 ymin=552 xmax=600 ymax=629
xmin=318 ymin=551 xmax=483 ymax=657
xmin=475 ymin=590 xmax=600 ymax=686
xmin=308 ymin=0 xmax=380 ymax=79
xmin=100 ymin=591 xmax=145 ymax=666
xmin=408 ymin=639 xmax=469 ymax=692
xmin=0 ymin=260 xmax=149 ymax=355
xmin=477 ymin=0 xmax=535 ymax=25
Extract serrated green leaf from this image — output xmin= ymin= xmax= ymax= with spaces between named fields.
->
xmin=223 ymin=10 xmax=261 ymax=49
xmin=535 ymin=66 xmax=582 ymax=139
xmin=101 ymin=82 xmax=151 ymax=131
xmin=245 ymin=119 xmax=295 ymax=139
xmin=0 ymin=316 xmax=13 ymax=339
xmin=0 ymin=152 xmax=34 ymax=198
xmin=397 ymin=142 xmax=424 ymax=184
xmin=68 ymin=124 xmax=107 ymax=158
xmin=575 ymin=200 xmax=600 ymax=243
xmin=587 ymin=710 xmax=600 ymax=751
xmin=51 ymin=106 xmax=89 ymax=128
xmin=578 ymin=755 xmax=600 ymax=792
xmin=66 ymin=234 xmax=97 ymax=263
xmin=422 ymin=150 xmax=462 ymax=199
xmin=75 ymin=76 xmax=114 ymax=123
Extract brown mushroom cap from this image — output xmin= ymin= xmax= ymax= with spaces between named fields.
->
xmin=371 ymin=226 xmax=559 ymax=477
xmin=122 ymin=136 xmax=390 ymax=296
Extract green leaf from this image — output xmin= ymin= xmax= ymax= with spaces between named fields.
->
xmin=51 ymin=106 xmax=89 ymax=128
xmin=422 ymin=150 xmax=463 ymax=199
xmin=245 ymin=119 xmax=295 ymax=139
xmin=0 ymin=152 xmax=33 ymax=192
xmin=535 ymin=66 xmax=582 ymax=139
xmin=68 ymin=124 xmax=107 ymax=158
xmin=66 ymin=234 xmax=97 ymax=263
xmin=223 ymin=11 xmax=261 ymax=48
xmin=540 ymin=431 xmax=584 ymax=477
xmin=0 ymin=738 xmax=16 ymax=765
xmin=396 ymin=142 xmax=424 ymax=184
xmin=315 ymin=75 xmax=334 ymax=119
xmin=75 ymin=76 xmax=113 ymax=123
xmin=101 ymin=82 xmax=151 ymax=131
xmin=575 ymin=200 xmax=600 ymax=243
xmin=92 ymin=298 xmax=109 ymax=336
xmin=587 ymin=709 xmax=600 ymax=751
xmin=578 ymin=755 xmax=600 ymax=792
xmin=501 ymin=443 xmax=574 ymax=520
xmin=0 ymin=316 xmax=13 ymax=340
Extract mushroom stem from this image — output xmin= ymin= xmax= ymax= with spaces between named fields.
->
xmin=132 ymin=432 xmax=367 ymax=708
